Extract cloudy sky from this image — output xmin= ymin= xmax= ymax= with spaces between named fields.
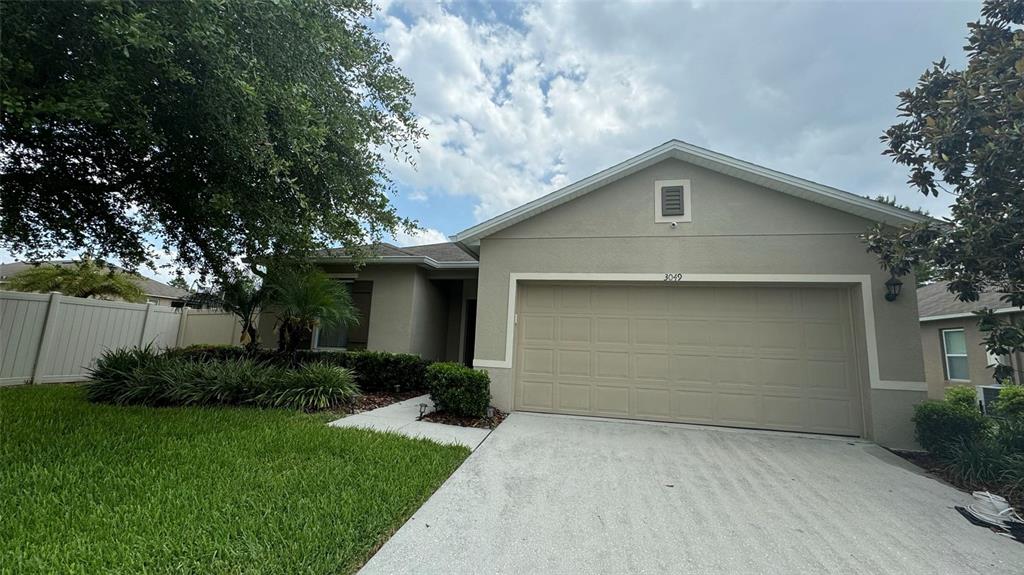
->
xmin=0 ymin=1 xmax=983 ymax=282
xmin=380 ymin=0 xmax=980 ymax=247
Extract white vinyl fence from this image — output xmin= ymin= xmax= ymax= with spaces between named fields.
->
xmin=0 ymin=291 xmax=245 ymax=386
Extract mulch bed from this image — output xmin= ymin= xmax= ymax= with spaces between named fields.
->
xmin=348 ymin=390 xmax=424 ymax=414
xmin=891 ymin=449 xmax=1023 ymax=510
xmin=421 ymin=408 xmax=507 ymax=429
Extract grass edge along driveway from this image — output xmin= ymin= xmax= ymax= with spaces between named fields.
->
xmin=0 ymin=385 xmax=469 ymax=575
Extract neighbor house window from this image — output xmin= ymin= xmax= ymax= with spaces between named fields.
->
xmin=941 ymin=328 xmax=969 ymax=381
xmin=654 ymin=179 xmax=692 ymax=223
xmin=315 ymin=281 xmax=372 ymax=350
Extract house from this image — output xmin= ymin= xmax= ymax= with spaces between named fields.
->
xmin=918 ymin=282 xmax=1022 ymax=398
xmin=0 ymin=261 xmax=189 ymax=306
xmin=285 ymin=140 xmax=933 ymax=448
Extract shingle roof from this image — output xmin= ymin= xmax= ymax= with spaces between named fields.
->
xmin=312 ymin=242 xmax=477 ymax=264
xmin=917 ymin=282 xmax=1019 ymax=319
xmin=0 ymin=260 xmax=189 ymax=300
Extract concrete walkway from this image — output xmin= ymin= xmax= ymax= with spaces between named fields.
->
xmin=328 ymin=395 xmax=491 ymax=450
xmin=361 ymin=412 xmax=1024 ymax=575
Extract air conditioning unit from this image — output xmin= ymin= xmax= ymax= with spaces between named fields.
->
xmin=976 ymin=385 xmax=1004 ymax=415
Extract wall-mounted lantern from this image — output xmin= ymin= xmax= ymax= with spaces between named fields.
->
xmin=884 ymin=272 xmax=903 ymax=302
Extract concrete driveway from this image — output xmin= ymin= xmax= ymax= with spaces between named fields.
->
xmin=361 ymin=413 xmax=1024 ymax=575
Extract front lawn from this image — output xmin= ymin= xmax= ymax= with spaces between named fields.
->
xmin=0 ymin=385 xmax=469 ymax=574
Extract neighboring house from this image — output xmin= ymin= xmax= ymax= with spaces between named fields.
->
xmin=0 ymin=261 xmax=189 ymax=306
xmin=918 ymin=282 xmax=1022 ymax=398
xmin=279 ymin=140 xmax=932 ymax=448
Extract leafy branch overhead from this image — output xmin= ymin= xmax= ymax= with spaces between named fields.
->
xmin=865 ymin=0 xmax=1024 ymax=382
xmin=0 ymin=0 xmax=424 ymax=277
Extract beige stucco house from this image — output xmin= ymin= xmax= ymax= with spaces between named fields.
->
xmin=289 ymin=140 xmax=934 ymax=448
xmin=918 ymin=282 xmax=1022 ymax=399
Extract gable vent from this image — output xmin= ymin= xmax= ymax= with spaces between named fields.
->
xmin=661 ymin=185 xmax=685 ymax=216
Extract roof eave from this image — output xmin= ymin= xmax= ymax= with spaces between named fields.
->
xmin=310 ymin=255 xmax=479 ymax=270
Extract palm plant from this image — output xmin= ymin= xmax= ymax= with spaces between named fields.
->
xmin=266 ymin=266 xmax=359 ymax=354
xmin=217 ymin=273 xmax=266 ymax=351
xmin=6 ymin=259 xmax=146 ymax=302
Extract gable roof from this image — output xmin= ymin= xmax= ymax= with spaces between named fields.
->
xmin=918 ymin=282 xmax=1022 ymax=321
xmin=0 ymin=260 xmax=189 ymax=300
xmin=311 ymin=242 xmax=478 ymax=269
xmin=452 ymin=139 xmax=932 ymax=249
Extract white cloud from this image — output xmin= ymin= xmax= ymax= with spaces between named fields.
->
xmin=392 ymin=226 xmax=449 ymax=246
xmin=379 ymin=1 xmax=974 ymax=222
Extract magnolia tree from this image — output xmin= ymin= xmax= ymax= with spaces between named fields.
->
xmin=864 ymin=0 xmax=1024 ymax=383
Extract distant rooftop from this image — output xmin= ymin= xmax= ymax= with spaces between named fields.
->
xmin=918 ymin=282 xmax=1020 ymax=320
xmin=313 ymin=242 xmax=477 ymax=264
xmin=0 ymin=260 xmax=189 ymax=300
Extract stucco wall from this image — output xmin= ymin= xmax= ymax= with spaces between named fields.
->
xmin=472 ymin=157 xmax=927 ymax=446
xmin=408 ymin=268 xmax=449 ymax=361
xmin=920 ymin=314 xmax=1022 ymax=399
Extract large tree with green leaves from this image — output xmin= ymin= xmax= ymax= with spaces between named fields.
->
xmin=864 ymin=0 xmax=1024 ymax=382
xmin=0 ymin=0 xmax=421 ymax=277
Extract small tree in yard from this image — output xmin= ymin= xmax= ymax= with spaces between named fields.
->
xmin=266 ymin=266 xmax=359 ymax=354
xmin=217 ymin=273 xmax=267 ymax=351
xmin=864 ymin=0 xmax=1024 ymax=383
xmin=6 ymin=259 xmax=146 ymax=303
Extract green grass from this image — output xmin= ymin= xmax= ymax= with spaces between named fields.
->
xmin=0 ymin=385 xmax=469 ymax=574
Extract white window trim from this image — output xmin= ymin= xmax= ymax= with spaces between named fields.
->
xmin=941 ymin=328 xmax=970 ymax=382
xmin=472 ymin=272 xmax=927 ymax=392
xmin=654 ymin=179 xmax=692 ymax=223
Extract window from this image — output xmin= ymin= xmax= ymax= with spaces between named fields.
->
xmin=315 ymin=281 xmax=372 ymax=350
xmin=654 ymin=179 xmax=692 ymax=223
xmin=941 ymin=329 xmax=969 ymax=381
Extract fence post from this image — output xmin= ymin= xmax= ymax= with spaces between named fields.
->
xmin=138 ymin=302 xmax=155 ymax=347
xmin=175 ymin=306 xmax=189 ymax=348
xmin=31 ymin=292 xmax=62 ymax=384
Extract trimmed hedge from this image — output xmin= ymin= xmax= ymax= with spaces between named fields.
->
xmin=168 ymin=345 xmax=430 ymax=393
xmin=912 ymin=400 xmax=989 ymax=455
xmin=86 ymin=348 xmax=359 ymax=411
xmin=426 ymin=362 xmax=491 ymax=418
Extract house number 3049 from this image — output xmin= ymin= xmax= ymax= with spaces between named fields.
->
xmin=664 ymin=273 xmax=683 ymax=282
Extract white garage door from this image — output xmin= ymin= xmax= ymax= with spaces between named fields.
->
xmin=514 ymin=283 xmax=864 ymax=436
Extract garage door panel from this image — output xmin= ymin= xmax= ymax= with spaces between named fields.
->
xmin=635 ymin=388 xmax=672 ymax=418
xmin=672 ymin=390 xmax=716 ymax=422
xmin=519 ymin=380 xmax=554 ymax=410
xmin=515 ymin=283 xmax=863 ymax=436
xmin=595 ymin=317 xmax=630 ymax=344
xmin=557 ymin=349 xmax=591 ymax=377
xmin=556 ymin=383 xmax=591 ymax=411
xmin=669 ymin=320 xmax=711 ymax=346
xmin=522 ymin=315 xmax=555 ymax=342
xmin=595 ymin=351 xmax=629 ymax=379
xmin=634 ymin=353 xmax=670 ymax=381
xmin=634 ymin=318 xmax=669 ymax=345
xmin=594 ymin=385 xmax=630 ymax=415
xmin=520 ymin=348 xmax=555 ymax=376
xmin=716 ymin=393 xmax=762 ymax=426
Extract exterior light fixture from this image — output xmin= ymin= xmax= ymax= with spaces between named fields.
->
xmin=884 ymin=272 xmax=903 ymax=302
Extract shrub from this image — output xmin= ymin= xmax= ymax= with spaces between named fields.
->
xmin=168 ymin=345 xmax=431 ymax=392
xmin=944 ymin=384 xmax=978 ymax=410
xmin=426 ymin=362 xmax=491 ymax=418
xmin=912 ymin=400 xmax=989 ymax=455
xmin=994 ymin=416 xmax=1024 ymax=454
xmin=86 ymin=348 xmax=358 ymax=411
xmin=337 ymin=351 xmax=429 ymax=393
xmin=938 ymin=438 xmax=1009 ymax=488
xmin=995 ymin=384 xmax=1024 ymax=419
xmin=256 ymin=362 xmax=360 ymax=410
xmin=85 ymin=345 xmax=161 ymax=402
